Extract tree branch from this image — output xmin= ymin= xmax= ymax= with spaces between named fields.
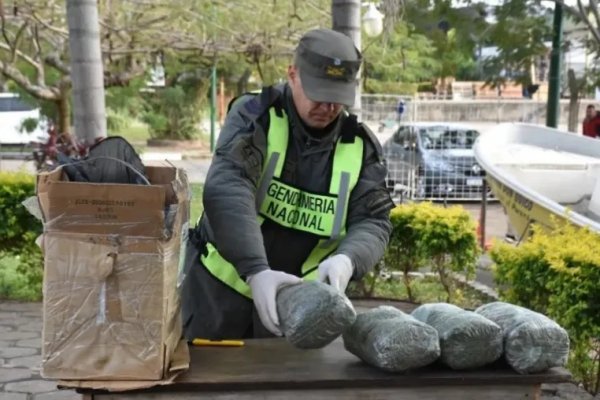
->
xmin=29 ymin=10 xmax=68 ymax=37
xmin=31 ymin=24 xmax=45 ymax=86
xmin=44 ymin=54 xmax=70 ymax=75
xmin=0 ymin=41 xmax=41 ymax=69
xmin=549 ymin=0 xmax=585 ymax=20
xmin=586 ymin=0 xmax=600 ymax=41
xmin=104 ymin=67 xmax=146 ymax=87
xmin=0 ymin=59 xmax=59 ymax=99
xmin=0 ymin=0 xmax=12 ymax=52
xmin=10 ymin=21 xmax=28 ymax=63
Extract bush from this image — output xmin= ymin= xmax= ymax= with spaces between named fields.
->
xmin=0 ymin=246 xmax=43 ymax=301
xmin=0 ymin=172 xmax=42 ymax=250
xmin=0 ymin=171 xmax=44 ymax=301
xmin=106 ymin=108 xmax=133 ymax=133
xmin=356 ymin=202 xmax=480 ymax=302
xmin=142 ymin=85 xmax=205 ymax=140
xmin=491 ymin=222 xmax=600 ymax=395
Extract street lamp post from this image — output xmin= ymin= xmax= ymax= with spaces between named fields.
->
xmin=332 ymin=1 xmax=384 ymax=119
xmin=546 ymin=3 xmax=563 ymax=128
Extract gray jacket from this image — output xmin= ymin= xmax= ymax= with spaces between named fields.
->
xmin=197 ymin=84 xmax=393 ymax=280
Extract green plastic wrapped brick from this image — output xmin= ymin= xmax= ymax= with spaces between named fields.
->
xmin=475 ymin=302 xmax=570 ymax=374
xmin=343 ymin=306 xmax=440 ymax=372
xmin=276 ymin=281 xmax=356 ymax=349
xmin=412 ymin=303 xmax=503 ymax=370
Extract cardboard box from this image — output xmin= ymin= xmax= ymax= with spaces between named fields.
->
xmin=37 ymin=165 xmax=190 ymax=381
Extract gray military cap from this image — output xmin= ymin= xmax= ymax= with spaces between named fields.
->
xmin=294 ymin=28 xmax=362 ymax=107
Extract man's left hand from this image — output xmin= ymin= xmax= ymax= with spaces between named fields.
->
xmin=317 ymin=254 xmax=354 ymax=293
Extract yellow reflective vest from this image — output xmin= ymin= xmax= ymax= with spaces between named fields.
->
xmin=201 ymin=101 xmax=364 ymax=298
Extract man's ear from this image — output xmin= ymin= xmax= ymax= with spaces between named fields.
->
xmin=287 ymin=65 xmax=297 ymax=84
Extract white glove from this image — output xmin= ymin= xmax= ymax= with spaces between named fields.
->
xmin=247 ymin=269 xmax=302 ymax=336
xmin=318 ymin=254 xmax=354 ymax=293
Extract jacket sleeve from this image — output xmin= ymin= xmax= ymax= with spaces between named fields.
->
xmin=202 ymin=96 xmax=270 ymax=278
xmin=335 ymin=126 xmax=395 ymax=279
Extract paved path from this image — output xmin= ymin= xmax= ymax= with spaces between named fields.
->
xmin=0 ymin=302 xmax=78 ymax=399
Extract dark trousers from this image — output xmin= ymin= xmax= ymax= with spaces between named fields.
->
xmin=180 ymin=236 xmax=274 ymax=340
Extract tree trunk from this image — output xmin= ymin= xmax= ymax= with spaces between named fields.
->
xmin=56 ymin=97 xmax=70 ymax=135
xmin=567 ymin=69 xmax=580 ymax=133
xmin=332 ymin=0 xmax=361 ymax=116
xmin=66 ymin=0 xmax=106 ymax=145
xmin=236 ymin=68 xmax=252 ymax=95
xmin=403 ymin=269 xmax=414 ymax=302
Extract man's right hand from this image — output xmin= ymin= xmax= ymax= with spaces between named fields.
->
xmin=247 ymin=270 xmax=302 ymax=336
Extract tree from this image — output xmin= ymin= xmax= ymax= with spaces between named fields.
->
xmin=363 ymin=21 xmax=439 ymax=92
xmin=66 ymin=0 xmax=106 ymax=144
xmin=0 ymin=0 xmax=197 ymax=133
xmin=551 ymin=0 xmax=600 ymax=54
xmin=483 ymin=0 xmax=552 ymax=88
xmin=402 ymin=0 xmax=490 ymax=91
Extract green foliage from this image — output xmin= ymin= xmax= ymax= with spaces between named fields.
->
xmin=105 ymin=81 xmax=147 ymax=118
xmin=491 ymin=222 xmax=600 ymax=394
xmin=348 ymin=275 xmax=486 ymax=310
xmin=0 ymin=172 xmax=42 ymax=251
xmin=106 ymin=108 xmax=133 ymax=134
xmin=0 ymin=171 xmax=43 ymax=301
xmin=403 ymin=1 xmax=487 ymax=83
xmin=364 ymin=22 xmax=439 ymax=85
xmin=142 ymin=85 xmax=204 ymax=140
xmin=367 ymin=202 xmax=480 ymax=302
xmin=111 ymin=120 xmax=150 ymax=143
xmin=189 ymin=183 xmax=204 ymax=226
xmin=484 ymin=1 xmax=552 ymax=86
xmin=19 ymin=117 xmax=40 ymax=134
xmin=0 ymin=245 xmax=43 ymax=301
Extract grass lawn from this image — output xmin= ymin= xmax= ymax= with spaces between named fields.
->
xmin=350 ymin=275 xmax=488 ymax=310
xmin=110 ymin=120 xmax=150 ymax=144
xmin=0 ymin=253 xmax=40 ymax=301
xmin=190 ymin=183 xmax=203 ymax=226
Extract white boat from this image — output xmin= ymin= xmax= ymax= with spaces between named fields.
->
xmin=474 ymin=123 xmax=600 ymax=241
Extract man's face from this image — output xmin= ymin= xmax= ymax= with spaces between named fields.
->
xmin=287 ymin=65 xmax=344 ymax=129
xmin=586 ymin=106 xmax=596 ymax=118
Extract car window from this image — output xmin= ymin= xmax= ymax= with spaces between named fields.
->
xmin=441 ymin=129 xmax=480 ymax=149
xmin=418 ymin=126 xmax=446 ymax=149
xmin=418 ymin=126 xmax=479 ymax=150
xmin=0 ymin=97 xmax=35 ymax=112
xmin=393 ymin=126 xmax=409 ymax=145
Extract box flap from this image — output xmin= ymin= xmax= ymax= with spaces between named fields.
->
xmin=36 ymin=165 xmax=171 ymax=237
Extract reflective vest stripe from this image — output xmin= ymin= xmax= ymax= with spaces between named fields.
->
xmin=202 ymin=103 xmax=363 ymax=299
xmin=202 ymin=242 xmax=253 ymax=298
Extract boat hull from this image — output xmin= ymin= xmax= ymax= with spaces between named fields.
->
xmin=475 ymin=123 xmax=600 ymax=242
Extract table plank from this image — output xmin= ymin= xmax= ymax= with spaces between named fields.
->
xmin=173 ymin=338 xmax=569 ymax=390
xmin=82 ymin=338 xmax=571 ymax=396
xmin=93 ymin=384 xmax=541 ymax=400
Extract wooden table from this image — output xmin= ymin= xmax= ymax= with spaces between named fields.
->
xmin=81 ymin=338 xmax=571 ymax=400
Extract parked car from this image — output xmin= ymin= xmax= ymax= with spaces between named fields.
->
xmin=382 ymin=122 xmax=485 ymax=200
xmin=0 ymin=93 xmax=47 ymax=145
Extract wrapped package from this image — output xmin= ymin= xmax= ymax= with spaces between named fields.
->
xmin=276 ymin=281 xmax=356 ymax=349
xmin=343 ymin=306 xmax=440 ymax=372
xmin=411 ymin=303 xmax=503 ymax=370
xmin=475 ymin=302 xmax=570 ymax=374
xmin=37 ymin=165 xmax=190 ymax=380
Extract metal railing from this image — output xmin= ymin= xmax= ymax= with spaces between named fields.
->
xmin=380 ymin=123 xmax=488 ymax=202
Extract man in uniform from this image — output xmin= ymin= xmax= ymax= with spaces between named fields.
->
xmin=181 ymin=28 xmax=394 ymax=339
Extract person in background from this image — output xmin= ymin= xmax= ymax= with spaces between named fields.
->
xmin=582 ymin=104 xmax=600 ymax=138
xmin=396 ymin=99 xmax=405 ymax=122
